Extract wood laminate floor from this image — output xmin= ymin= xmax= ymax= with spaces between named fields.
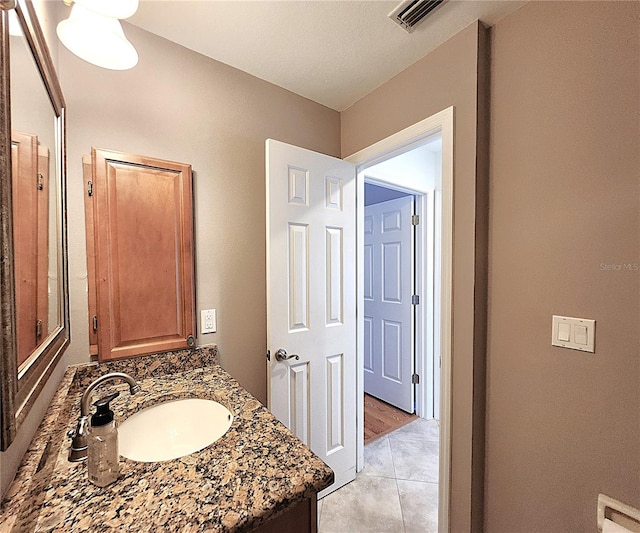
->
xmin=364 ymin=393 xmax=417 ymax=445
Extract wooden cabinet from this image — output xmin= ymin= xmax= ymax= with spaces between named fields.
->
xmin=11 ymin=131 xmax=49 ymax=367
xmin=83 ymin=149 xmax=195 ymax=361
xmin=252 ymin=495 xmax=318 ymax=533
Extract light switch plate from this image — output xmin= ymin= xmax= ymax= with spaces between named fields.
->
xmin=552 ymin=315 xmax=595 ymax=353
xmin=201 ymin=309 xmax=217 ymax=334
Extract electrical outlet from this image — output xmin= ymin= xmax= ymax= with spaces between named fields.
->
xmin=201 ymin=309 xmax=217 ymax=334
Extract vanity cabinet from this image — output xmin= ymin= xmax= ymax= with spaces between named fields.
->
xmin=252 ymin=496 xmax=318 ymax=532
xmin=0 ymin=347 xmax=333 ymax=531
xmin=83 ymin=149 xmax=196 ymax=361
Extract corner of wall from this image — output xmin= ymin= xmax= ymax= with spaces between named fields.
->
xmin=472 ymin=19 xmax=491 ymax=533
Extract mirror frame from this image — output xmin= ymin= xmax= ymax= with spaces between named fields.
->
xmin=0 ymin=0 xmax=69 ymax=450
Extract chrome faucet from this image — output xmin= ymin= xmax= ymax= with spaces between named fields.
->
xmin=68 ymin=372 xmax=141 ymax=462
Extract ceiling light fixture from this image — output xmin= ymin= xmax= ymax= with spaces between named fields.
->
xmin=72 ymin=0 xmax=139 ymax=20
xmin=56 ymin=0 xmax=139 ymax=70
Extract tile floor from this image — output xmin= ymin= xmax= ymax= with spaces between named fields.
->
xmin=318 ymin=418 xmax=439 ymax=533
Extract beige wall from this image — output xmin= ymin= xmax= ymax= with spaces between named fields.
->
xmin=58 ymin=23 xmax=340 ymax=404
xmin=486 ymin=2 xmax=640 ymax=531
xmin=342 ymin=21 xmax=488 ymax=532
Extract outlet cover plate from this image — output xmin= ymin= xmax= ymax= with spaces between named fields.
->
xmin=551 ymin=315 xmax=595 ymax=353
xmin=201 ymin=309 xmax=216 ymax=334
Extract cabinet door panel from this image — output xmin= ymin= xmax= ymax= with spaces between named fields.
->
xmin=90 ymin=149 xmax=195 ymax=361
xmin=12 ymin=131 xmax=49 ymax=366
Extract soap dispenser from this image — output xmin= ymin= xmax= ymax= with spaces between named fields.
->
xmin=87 ymin=391 xmax=120 ymax=487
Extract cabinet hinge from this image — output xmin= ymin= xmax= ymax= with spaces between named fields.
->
xmin=87 ymin=180 xmax=93 ymax=197
xmin=266 ymin=349 xmax=271 ymax=361
xmin=411 ymin=294 xmax=420 ymax=305
xmin=411 ymin=214 xmax=419 ymax=225
xmin=35 ymin=319 xmax=42 ymax=339
xmin=37 ymin=173 xmax=44 ymax=190
xmin=92 ymin=315 xmax=98 ymax=332
xmin=412 ymin=373 xmax=420 ymax=384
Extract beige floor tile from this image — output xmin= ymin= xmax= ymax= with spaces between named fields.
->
xmin=318 ymin=416 xmax=440 ymax=531
xmin=389 ymin=417 xmax=440 ymax=443
xmin=397 ymin=479 xmax=438 ymax=533
xmin=390 ymin=438 xmax=439 ymax=483
xmin=361 ymin=436 xmax=395 ymax=478
xmin=318 ymin=476 xmax=404 ymax=533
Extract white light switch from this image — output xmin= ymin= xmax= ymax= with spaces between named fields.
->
xmin=558 ymin=322 xmax=571 ymax=342
xmin=574 ymin=325 xmax=588 ymax=345
xmin=552 ymin=315 xmax=595 ymax=353
xmin=201 ymin=309 xmax=217 ymax=334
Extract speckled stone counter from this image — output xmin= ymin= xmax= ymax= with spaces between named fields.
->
xmin=0 ymin=346 xmax=333 ymax=532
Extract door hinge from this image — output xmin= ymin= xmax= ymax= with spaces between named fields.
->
xmin=412 ymin=373 xmax=420 ymax=384
xmin=37 ymin=173 xmax=44 ymax=190
xmin=411 ymin=294 xmax=420 ymax=305
xmin=92 ymin=315 xmax=98 ymax=332
xmin=35 ymin=319 xmax=42 ymax=339
xmin=87 ymin=180 xmax=93 ymax=197
xmin=411 ymin=214 xmax=419 ymax=225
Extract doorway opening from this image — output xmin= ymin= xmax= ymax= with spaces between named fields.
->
xmin=346 ymin=106 xmax=454 ymax=533
xmin=362 ymin=133 xmax=442 ymax=420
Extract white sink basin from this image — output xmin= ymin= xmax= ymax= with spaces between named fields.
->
xmin=119 ymin=398 xmax=233 ymax=462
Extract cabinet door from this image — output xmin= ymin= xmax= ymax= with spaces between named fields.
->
xmin=12 ymin=131 xmax=49 ymax=367
xmin=87 ymin=149 xmax=195 ymax=361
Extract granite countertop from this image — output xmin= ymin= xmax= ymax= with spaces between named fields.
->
xmin=0 ymin=346 xmax=333 ymax=532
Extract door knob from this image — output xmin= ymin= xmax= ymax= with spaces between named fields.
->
xmin=274 ymin=348 xmax=300 ymax=362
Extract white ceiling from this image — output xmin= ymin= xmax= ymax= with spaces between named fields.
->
xmin=129 ymin=0 xmax=526 ymax=111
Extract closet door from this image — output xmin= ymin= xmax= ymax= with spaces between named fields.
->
xmin=87 ymin=149 xmax=195 ymax=361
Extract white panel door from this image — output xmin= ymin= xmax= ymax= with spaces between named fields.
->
xmin=266 ymin=139 xmax=356 ymax=497
xmin=364 ymin=195 xmax=414 ymax=413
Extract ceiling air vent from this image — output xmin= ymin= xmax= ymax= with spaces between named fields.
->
xmin=388 ymin=0 xmax=446 ymax=33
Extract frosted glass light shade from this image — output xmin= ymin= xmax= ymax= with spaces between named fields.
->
xmin=75 ymin=0 xmax=139 ymax=20
xmin=56 ymin=4 xmax=138 ymax=70
xmin=8 ymin=10 xmax=24 ymax=37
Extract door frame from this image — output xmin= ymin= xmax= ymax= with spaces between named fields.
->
xmin=345 ymin=106 xmax=454 ymax=533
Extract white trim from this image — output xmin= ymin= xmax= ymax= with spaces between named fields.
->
xmin=346 ymin=106 xmax=454 ymax=533
xmin=424 ymin=189 xmax=435 ymax=419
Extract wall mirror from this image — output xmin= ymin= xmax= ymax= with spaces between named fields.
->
xmin=0 ymin=0 xmax=69 ymax=450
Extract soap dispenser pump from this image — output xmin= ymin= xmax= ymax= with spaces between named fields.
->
xmin=87 ymin=391 xmax=120 ymax=487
